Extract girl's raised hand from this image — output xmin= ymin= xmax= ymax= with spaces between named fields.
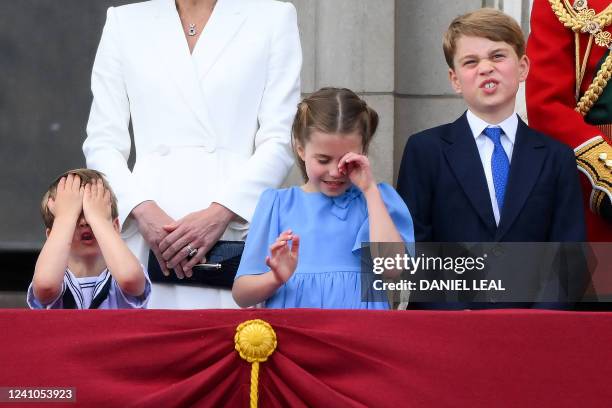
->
xmin=339 ymin=152 xmax=376 ymax=193
xmin=266 ymin=230 xmax=300 ymax=285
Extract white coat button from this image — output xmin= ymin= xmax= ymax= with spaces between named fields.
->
xmin=157 ymin=145 xmax=170 ymax=156
xmin=204 ymin=144 xmax=216 ymax=153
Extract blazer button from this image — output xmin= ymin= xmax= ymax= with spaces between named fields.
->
xmin=156 ymin=145 xmax=170 ymax=156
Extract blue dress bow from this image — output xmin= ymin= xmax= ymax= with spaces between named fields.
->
xmin=330 ymin=186 xmax=361 ymax=220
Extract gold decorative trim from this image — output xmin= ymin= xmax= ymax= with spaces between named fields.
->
xmin=576 ymin=53 xmax=612 ymax=115
xmin=549 ymin=0 xmax=612 ymax=115
xmin=235 ymin=319 xmax=277 ymax=408
xmin=591 ymin=188 xmax=607 ymax=214
xmin=573 ymin=0 xmax=587 ymax=12
xmin=550 ymin=0 xmax=612 ymax=35
xmin=575 ymin=136 xmax=612 ymax=211
xmin=597 ymin=123 xmax=612 ymax=140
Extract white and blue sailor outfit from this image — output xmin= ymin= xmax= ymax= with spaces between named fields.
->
xmin=27 ymin=268 xmax=151 ymax=309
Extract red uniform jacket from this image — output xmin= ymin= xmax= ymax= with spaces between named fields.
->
xmin=527 ymin=0 xmax=612 ymax=241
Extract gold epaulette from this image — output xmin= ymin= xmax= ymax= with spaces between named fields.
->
xmin=548 ymin=0 xmax=612 ymax=116
xmin=576 ymin=136 xmax=612 ymax=214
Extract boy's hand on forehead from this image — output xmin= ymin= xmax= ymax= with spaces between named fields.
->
xmin=338 ymin=152 xmax=376 ymax=193
xmin=83 ymin=178 xmax=113 ymax=224
xmin=49 ymin=174 xmax=84 ymax=222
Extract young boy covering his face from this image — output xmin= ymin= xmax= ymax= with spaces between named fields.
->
xmin=28 ymin=169 xmax=150 ymax=309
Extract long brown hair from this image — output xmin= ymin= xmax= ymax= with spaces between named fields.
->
xmin=291 ymin=87 xmax=379 ymax=181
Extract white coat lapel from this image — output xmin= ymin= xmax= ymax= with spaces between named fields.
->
xmin=193 ymin=0 xmax=248 ymax=81
xmin=152 ymin=0 xmax=216 ymax=143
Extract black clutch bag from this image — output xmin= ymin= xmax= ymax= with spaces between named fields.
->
xmin=147 ymin=240 xmax=245 ymax=289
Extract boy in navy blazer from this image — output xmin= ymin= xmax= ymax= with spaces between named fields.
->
xmin=396 ymin=9 xmax=587 ymax=309
xmin=397 ymin=8 xmax=585 ymax=243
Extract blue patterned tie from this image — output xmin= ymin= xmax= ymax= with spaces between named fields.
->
xmin=483 ymin=127 xmax=509 ymax=212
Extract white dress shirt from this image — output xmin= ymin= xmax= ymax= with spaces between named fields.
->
xmin=466 ymin=110 xmax=518 ymax=225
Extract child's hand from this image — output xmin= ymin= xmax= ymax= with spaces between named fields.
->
xmin=48 ymin=174 xmax=84 ymax=222
xmin=82 ymin=179 xmax=113 ymax=225
xmin=266 ymin=230 xmax=300 ymax=285
xmin=339 ymin=152 xmax=376 ymax=193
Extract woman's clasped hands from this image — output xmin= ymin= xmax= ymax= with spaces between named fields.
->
xmin=158 ymin=203 xmax=235 ymax=279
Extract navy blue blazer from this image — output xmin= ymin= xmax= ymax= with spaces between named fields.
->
xmin=397 ymin=113 xmax=586 ymax=243
xmin=397 ymin=113 xmax=589 ymax=309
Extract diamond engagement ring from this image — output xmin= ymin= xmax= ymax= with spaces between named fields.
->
xmin=186 ymin=244 xmax=198 ymax=258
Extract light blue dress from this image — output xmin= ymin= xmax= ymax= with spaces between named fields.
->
xmin=235 ymin=183 xmax=414 ymax=309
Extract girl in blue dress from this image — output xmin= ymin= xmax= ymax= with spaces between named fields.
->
xmin=232 ymin=88 xmax=414 ymax=309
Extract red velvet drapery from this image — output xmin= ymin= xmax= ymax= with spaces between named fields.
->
xmin=1 ymin=309 xmax=611 ymax=407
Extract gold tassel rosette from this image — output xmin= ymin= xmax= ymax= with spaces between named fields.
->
xmin=235 ymin=319 xmax=277 ymax=408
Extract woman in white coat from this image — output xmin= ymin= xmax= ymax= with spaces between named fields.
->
xmin=83 ymin=0 xmax=302 ymax=308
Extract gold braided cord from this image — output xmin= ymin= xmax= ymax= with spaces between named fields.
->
xmin=549 ymin=0 xmax=612 ymax=32
xmin=576 ymin=32 xmax=582 ymax=98
xmin=576 ymin=52 xmax=612 ymax=115
xmin=592 ymin=189 xmax=607 ymax=214
xmin=235 ymin=319 xmax=277 ymax=408
xmin=250 ymin=362 xmax=260 ymax=408
xmin=579 ymin=35 xmax=595 ymax=87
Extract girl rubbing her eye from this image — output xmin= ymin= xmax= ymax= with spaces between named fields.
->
xmin=232 ymin=87 xmax=415 ymax=309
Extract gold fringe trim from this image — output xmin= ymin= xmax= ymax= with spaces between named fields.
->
xmin=598 ymin=124 xmax=612 ymax=140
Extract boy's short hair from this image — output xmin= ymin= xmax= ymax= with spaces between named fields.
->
xmin=443 ymin=8 xmax=526 ymax=68
xmin=41 ymin=168 xmax=118 ymax=229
